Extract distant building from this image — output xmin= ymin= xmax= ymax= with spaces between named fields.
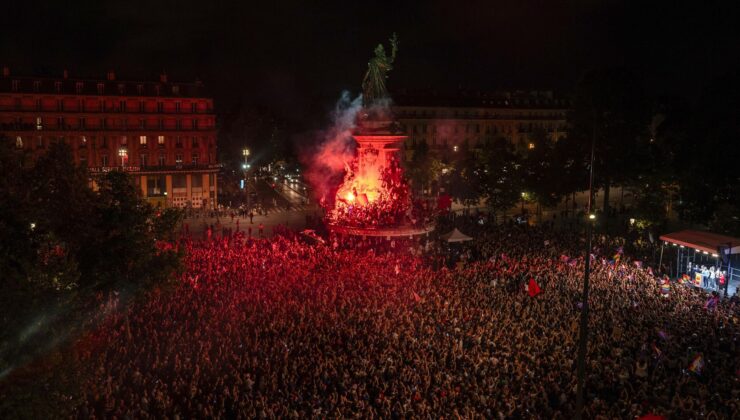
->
xmin=392 ymin=90 xmax=571 ymax=158
xmin=0 ymin=67 xmax=218 ymax=208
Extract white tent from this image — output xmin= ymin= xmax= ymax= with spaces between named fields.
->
xmin=441 ymin=228 xmax=473 ymax=243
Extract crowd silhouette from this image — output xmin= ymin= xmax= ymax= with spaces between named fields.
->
xmin=73 ymin=225 xmax=739 ymax=419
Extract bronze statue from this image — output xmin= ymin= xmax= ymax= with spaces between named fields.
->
xmin=362 ymin=33 xmax=398 ymax=105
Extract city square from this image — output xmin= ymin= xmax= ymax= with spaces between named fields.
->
xmin=1 ymin=1 xmax=739 ymax=418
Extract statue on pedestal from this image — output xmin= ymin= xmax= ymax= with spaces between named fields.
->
xmin=362 ymin=33 xmax=398 ymax=106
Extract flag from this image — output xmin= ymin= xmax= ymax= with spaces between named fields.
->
xmin=648 ymin=266 xmax=654 ymax=276
xmin=528 ymin=278 xmax=541 ymax=297
xmin=634 ymin=261 xmax=643 ymax=268
xmin=704 ymin=296 xmax=718 ymax=310
xmin=688 ymin=354 xmax=704 ymax=374
xmin=651 ymin=343 xmax=662 ymax=358
xmin=412 ymin=291 xmax=422 ymax=303
xmin=660 ymin=281 xmax=670 ymax=297
xmin=560 ymin=255 xmax=570 ymax=262
xmin=694 ymin=273 xmax=702 ymax=287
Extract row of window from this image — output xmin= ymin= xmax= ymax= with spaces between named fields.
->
xmin=406 ymin=133 xmax=565 ymax=148
xmin=0 ymin=116 xmax=214 ymax=130
xmin=397 ymin=108 xmax=568 ymax=119
xmin=144 ymin=174 xmax=216 ymax=198
xmin=405 ymin=122 xmax=566 ymax=135
xmin=14 ymin=134 xmax=213 ymax=150
xmin=109 ymin=150 xmax=204 ymax=167
xmin=10 ymin=80 xmax=190 ymax=97
xmin=0 ymin=96 xmax=212 ymax=113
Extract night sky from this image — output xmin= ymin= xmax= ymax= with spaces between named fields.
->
xmin=2 ymin=0 xmax=739 ymax=128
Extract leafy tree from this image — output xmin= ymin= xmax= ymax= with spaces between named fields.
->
xmin=522 ymin=126 xmax=564 ymax=210
xmin=568 ymin=68 xmax=651 ymax=219
xmin=447 ymin=147 xmax=484 ymax=207
xmin=479 ymin=138 xmax=524 ymax=217
xmin=671 ymin=72 xmax=740 ymax=235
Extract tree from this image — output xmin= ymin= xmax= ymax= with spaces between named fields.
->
xmin=447 ymin=146 xmax=484 ymax=207
xmin=568 ymin=68 xmax=651 ymax=220
xmin=671 ymin=72 xmax=740 ymax=236
xmin=479 ymin=138 xmax=524 ymax=218
xmin=404 ymin=141 xmax=442 ymax=196
xmin=522 ymin=126 xmax=564 ymax=212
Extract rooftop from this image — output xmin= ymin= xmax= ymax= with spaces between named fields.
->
xmin=0 ymin=67 xmax=209 ymax=98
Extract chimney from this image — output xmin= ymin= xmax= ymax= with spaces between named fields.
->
xmin=159 ymin=71 xmax=168 ymax=83
xmin=2 ymin=66 xmax=9 ymax=77
xmin=63 ymin=69 xmax=69 ymax=79
xmin=107 ymin=70 xmax=115 ymax=81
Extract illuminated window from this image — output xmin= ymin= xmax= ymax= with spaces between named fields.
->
xmin=139 ymin=135 xmax=147 ymax=146
xmin=175 ymin=153 xmax=183 ymax=164
xmin=15 ymin=136 xmax=23 ymax=148
xmin=158 ymin=135 xmax=165 ymax=146
xmin=80 ymin=136 xmax=87 ymax=148
xmin=528 ymin=143 xmax=535 ymax=150
xmin=36 ymin=117 xmax=42 ymax=130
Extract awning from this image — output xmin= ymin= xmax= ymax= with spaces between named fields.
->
xmin=441 ymin=228 xmax=473 ymax=243
xmin=659 ymin=230 xmax=740 ymax=256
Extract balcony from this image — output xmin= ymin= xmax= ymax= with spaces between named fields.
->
xmin=0 ymin=122 xmax=214 ymax=132
xmin=87 ymin=163 xmax=220 ymax=174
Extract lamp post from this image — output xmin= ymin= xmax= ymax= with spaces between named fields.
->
xmin=575 ymin=118 xmax=597 ymax=420
xmin=118 ymin=147 xmax=127 ymax=168
xmin=242 ymin=148 xmax=251 ymax=211
xmin=520 ymin=192 xmax=526 ymax=213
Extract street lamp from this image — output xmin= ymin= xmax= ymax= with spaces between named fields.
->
xmin=118 ymin=147 xmax=127 ymax=167
xmin=575 ymin=120 xmax=597 ymax=420
xmin=242 ymin=148 xmax=251 ymax=211
xmin=520 ymin=191 xmax=526 ymax=213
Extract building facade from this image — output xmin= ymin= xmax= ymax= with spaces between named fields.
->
xmin=0 ymin=67 xmax=218 ymax=208
xmin=392 ymin=90 xmax=570 ymax=158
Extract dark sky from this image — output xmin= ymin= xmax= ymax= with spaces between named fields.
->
xmin=2 ymin=0 xmax=739 ymax=128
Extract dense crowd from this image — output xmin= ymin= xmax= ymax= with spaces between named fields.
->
xmin=72 ymin=225 xmax=739 ymax=418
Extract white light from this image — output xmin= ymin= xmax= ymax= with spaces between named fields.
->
xmin=712 ymin=254 xmax=718 ymax=258
xmin=702 ymin=251 xmax=708 ymax=254
xmin=242 ymin=164 xmax=247 ymax=169
xmin=30 ymin=222 xmax=36 ymax=230
xmin=588 ymin=214 xmax=596 ymax=220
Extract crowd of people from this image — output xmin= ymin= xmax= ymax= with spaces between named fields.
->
xmin=71 ymin=224 xmax=739 ymax=418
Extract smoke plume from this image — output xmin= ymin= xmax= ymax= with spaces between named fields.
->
xmin=299 ymin=91 xmax=363 ymax=206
